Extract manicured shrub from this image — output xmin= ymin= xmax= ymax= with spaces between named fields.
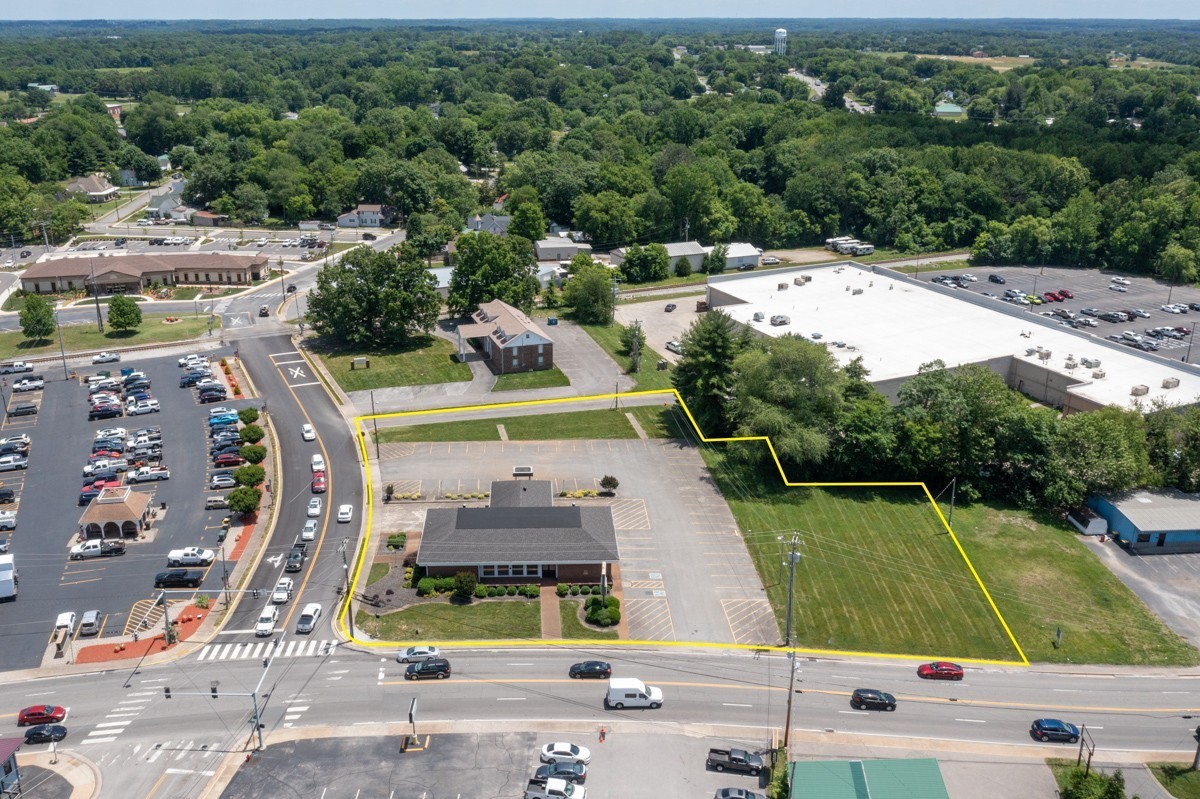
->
xmin=434 ymin=576 xmax=456 ymax=593
xmin=521 ymin=585 xmax=539 ymax=598
xmin=238 ymin=407 xmax=259 ymax=425
xmin=569 ymin=585 xmax=580 ymax=596
xmin=474 ymin=585 xmax=488 ymax=599
xmin=416 ymin=577 xmax=436 ymax=596
xmin=579 ymin=585 xmax=591 ymax=595
xmin=487 ymin=586 xmax=498 ymax=597
xmin=506 ymin=585 xmax=518 ymax=596
xmin=556 ymin=583 xmax=569 ymax=597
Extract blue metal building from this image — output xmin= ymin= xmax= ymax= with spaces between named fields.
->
xmin=1089 ymin=489 xmax=1200 ymax=554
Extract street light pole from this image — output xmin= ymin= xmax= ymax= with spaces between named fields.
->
xmin=53 ymin=310 xmax=69 ymax=380
xmin=88 ymin=259 xmax=104 ymax=333
xmin=781 ymin=534 xmax=801 ymax=753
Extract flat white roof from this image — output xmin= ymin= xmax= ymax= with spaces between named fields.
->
xmin=709 ymin=263 xmax=1200 ymax=412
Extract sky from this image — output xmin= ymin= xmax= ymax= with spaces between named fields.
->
xmin=17 ymin=2 xmax=1200 ymax=19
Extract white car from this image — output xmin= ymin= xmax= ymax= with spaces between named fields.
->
xmin=256 ymin=238 xmax=268 ymax=247
xmin=302 ymin=424 xmax=316 ymax=441
xmin=311 ymin=454 xmax=325 ymax=472
xmin=254 ymin=605 xmax=278 ymax=636
xmin=296 ymin=603 xmax=322 ymax=634
xmin=665 ymin=340 xmax=683 ymax=354
xmin=1130 ymin=309 xmax=1151 ymax=318
xmin=92 ymin=352 xmax=121 ymax=364
xmin=307 ymin=498 xmax=323 ymax=517
xmin=397 ymin=645 xmax=440 ymax=663
xmin=208 ymin=406 xmax=235 ymax=416
xmin=1162 ymin=304 xmax=1182 ymax=313
xmin=337 ymin=504 xmax=353 ymax=523
xmin=301 ymin=519 xmax=318 ymax=541
xmin=540 ymin=742 xmax=592 ymax=765
xmin=761 ymin=256 xmax=780 ymax=265
xmin=93 ymin=427 xmax=127 ymax=441
xmin=128 ymin=400 xmax=160 ymax=415
xmin=195 ymin=379 xmax=223 ymax=390
xmin=179 ymin=354 xmax=206 ymax=367
xmin=271 ymin=577 xmax=293 ymax=604
xmin=959 ymin=273 xmax=977 ymax=282
xmin=1111 ymin=276 xmax=1131 ymax=285
xmin=1109 ymin=284 xmax=1127 ymax=293
xmin=137 ymin=219 xmax=152 ymax=226
xmin=0 ymin=435 xmax=30 ymax=448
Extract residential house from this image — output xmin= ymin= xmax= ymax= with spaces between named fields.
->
xmin=534 ymin=238 xmax=592 ymax=262
xmin=466 ymin=214 xmax=511 ymax=236
xmin=27 ymin=82 xmax=58 ymax=95
xmin=611 ymin=241 xmax=706 ymax=274
xmin=20 ymin=254 xmax=268 ymax=295
xmin=117 ymin=169 xmax=147 ymax=188
xmin=417 ymin=480 xmax=619 ymax=582
xmin=146 ymin=191 xmax=182 ymax=219
xmin=1089 ymin=488 xmax=1200 ymax=554
xmin=455 ymin=299 xmax=553 ymax=374
xmin=105 ymin=103 xmax=122 ymax=122
xmin=934 ymin=102 xmax=964 ymax=118
xmin=66 ymin=173 xmax=120 ymax=203
xmin=337 ymin=203 xmax=392 ymax=228
xmin=191 ymin=211 xmax=228 ymax=227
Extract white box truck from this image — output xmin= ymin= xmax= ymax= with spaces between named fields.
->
xmin=0 ymin=554 xmax=17 ymax=601
xmin=605 ymin=677 xmax=663 ymax=709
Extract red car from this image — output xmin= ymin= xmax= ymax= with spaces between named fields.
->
xmin=917 ymin=661 xmax=964 ymax=681
xmin=1043 ymin=292 xmax=1060 ymax=302
xmin=1057 ymin=289 xmax=1074 ymax=299
xmin=83 ymin=478 xmax=122 ymax=492
xmin=18 ymin=705 xmax=67 ymax=726
xmin=312 ymin=470 xmax=327 ymax=493
xmin=213 ymin=453 xmax=245 ymax=467
xmin=1176 ymin=327 xmax=1192 ymax=335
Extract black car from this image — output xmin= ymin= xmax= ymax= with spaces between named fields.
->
xmin=664 ymin=304 xmax=677 ymax=312
xmin=114 ymin=238 xmax=126 ymax=247
xmin=534 ymin=762 xmax=587 ymax=784
xmin=362 ymin=232 xmax=377 ymax=241
xmin=199 ymin=390 xmax=228 ymax=404
xmin=20 ymin=250 xmax=31 ymax=257
xmin=1031 ymin=718 xmax=1079 ymax=743
xmin=286 ymin=284 xmax=297 ymax=294
xmin=78 ymin=489 xmax=101 ymax=506
xmin=7 ymin=403 xmax=37 ymax=417
xmin=89 ymin=470 xmax=119 ymax=484
xmin=405 ymin=658 xmax=451 ymax=680
xmin=0 ymin=442 xmax=26 ymax=456
xmin=89 ymin=406 xmax=123 ymax=421
xmin=179 ymin=374 xmax=203 ymax=388
xmin=850 ymin=688 xmax=896 ymax=711
xmin=0 ymin=488 xmax=15 ymax=504
xmin=569 ymin=661 xmax=612 ymax=679
xmin=24 ymin=724 xmax=68 ymax=744
xmin=154 ymin=569 xmax=203 ymax=588
xmin=988 ymin=274 xmax=1006 ymax=284
xmin=210 ymin=445 xmax=242 ymax=458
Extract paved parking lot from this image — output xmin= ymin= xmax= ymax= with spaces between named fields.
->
xmin=378 ymin=440 xmax=779 ymax=646
xmin=0 ymin=349 xmax=257 ymax=671
xmin=920 ymin=265 xmax=1200 ymax=363
xmin=615 ymin=294 xmax=706 ymax=365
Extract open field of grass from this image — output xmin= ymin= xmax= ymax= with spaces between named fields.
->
xmin=0 ymin=314 xmax=221 ymax=360
xmin=492 ymin=366 xmax=570 ymax=391
xmin=311 ymin=336 xmax=471 ymax=393
xmin=355 ymin=599 xmax=541 ymax=641
xmin=376 ymin=408 xmax=639 ymax=443
xmin=559 ymin=599 xmax=620 ymax=640
xmin=576 ymin=321 xmax=674 ymax=390
xmin=1149 ymin=764 xmax=1200 ymax=798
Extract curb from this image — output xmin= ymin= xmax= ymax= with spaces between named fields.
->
xmin=17 ymin=748 xmax=103 ymax=799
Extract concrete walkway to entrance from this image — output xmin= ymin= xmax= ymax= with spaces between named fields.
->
xmin=540 ymin=586 xmax=562 ymax=638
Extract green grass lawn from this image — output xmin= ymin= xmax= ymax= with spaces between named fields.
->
xmin=559 ymin=599 xmax=619 ymax=640
xmin=626 ymin=404 xmax=691 ymax=439
xmin=376 ymin=408 xmax=638 ymax=443
xmin=1150 ymin=764 xmax=1200 ymax=798
xmin=355 ymin=599 xmax=541 ymax=641
xmin=492 ymin=366 xmax=570 ymax=392
xmin=367 ymin=563 xmax=390 ymax=586
xmin=0 ymin=314 xmax=221 ymax=360
xmin=702 ymin=441 xmax=1198 ymax=665
xmin=576 ymin=321 xmax=674 ymax=391
xmin=620 ymin=290 xmax=706 ymax=305
xmin=311 ymin=336 xmax=472 ymax=393
xmin=889 ymin=259 xmax=971 ymax=275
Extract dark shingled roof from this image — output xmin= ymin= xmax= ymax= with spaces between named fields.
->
xmin=418 ymin=505 xmax=618 ymax=566
xmin=490 ymin=480 xmax=553 ymax=508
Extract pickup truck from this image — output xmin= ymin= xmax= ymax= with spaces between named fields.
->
xmin=285 ymin=543 xmax=308 ymax=573
xmin=525 ymin=778 xmax=586 ymax=799
xmin=127 ymin=466 xmax=170 ymax=483
xmin=12 ymin=377 xmax=44 ymax=392
xmin=706 ymin=748 xmax=764 ymax=775
xmin=83 ymin=459 xmax=130 ymax=476
xmin=154 ymin=569 xmax=203 ymax=588
xmin=70 ymin=539 xmax=127 ymax=559
xmin=167 ymin=546 xmax=215 ymax=567
xmin=0 ymin=362 xmax=33 ymax=374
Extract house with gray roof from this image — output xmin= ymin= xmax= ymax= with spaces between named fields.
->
xmin=466 ymin=213 xmax=511 ymax=236
xmin=1089 ymin=488 xmax=1200 ymax=554
xmin=66 ymin=173 xmax=119 ymax=203
xmin=417 ymin=480 xmax=619 ymax=582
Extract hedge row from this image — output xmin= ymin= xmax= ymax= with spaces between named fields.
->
xmin=555 ymin=583 xmax=606 ymax=597
xmin=415 ymin=577 xmax=537 ymax=598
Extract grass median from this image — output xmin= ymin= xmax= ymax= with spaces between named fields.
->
xmin=310 ymin=335 xmax=471 ymax=393
xmin=559 ymin=599 xmax=620 ymax=640
xmin=0 ymin=314 xmax=221 ymax=360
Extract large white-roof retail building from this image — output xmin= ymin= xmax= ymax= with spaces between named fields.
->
xmin=705 ymin=263 xmax=1200 ymax=414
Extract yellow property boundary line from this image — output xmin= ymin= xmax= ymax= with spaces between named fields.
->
xmin=337 ymin=387 xmax=1029 ymax=667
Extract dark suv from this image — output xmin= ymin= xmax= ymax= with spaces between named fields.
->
xmin=988 ymin=274 xmax=1005 ymax=284
xmin=405 ymin=658 xmax=451 ymax=680
xmin=1031 ymin=718 xmax=1079 ymax=743
xmin=7 ymin=403 xmax=36 ymax=417
xmin=850 ymin=688 xmax=896 ymax=711
xmin=154 ymin=569 xmax=203 ymax=588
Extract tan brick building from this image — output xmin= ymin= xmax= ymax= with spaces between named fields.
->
xmin=20 ymin=254 xmax=268 ymax=295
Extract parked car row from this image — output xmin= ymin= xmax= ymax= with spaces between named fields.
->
xmin=525 ymin=740 xmax=593 ymax=798
xmin=84 ymin=367 xmax=160 ymax=422
xmin=80 ymin=424 xmax=168 ymax=505
xmin=178 ymin=353 xmax=228 ymax=403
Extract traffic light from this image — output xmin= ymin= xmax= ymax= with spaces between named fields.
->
xmin=252 ymin=589 xmax=260 ymax=599
xmin=164 ymin=687 xmax=171 ymax=699
xmin=211 ymin=685 xmax=218 ymax=699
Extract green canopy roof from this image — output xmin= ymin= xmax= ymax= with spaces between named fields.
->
xmin=788 ymin=758 xmax=950 ymax=799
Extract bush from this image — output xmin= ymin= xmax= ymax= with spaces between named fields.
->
xmin=579 ymin=585 xmax=591 ymax=595
xmin=506 ymin=585 xmax=518 ymax=596
xmin=556 ymin=583 xmax=569 ymax=596
xmin=240 ymin=424 xmax=265 ymax=444
xmin=434 ymin=576 xmax=456 ymax=593
xmin=227 ymin=485 xmax=262 ymax=514
xmin=520 ymin=584 xmax=539 ymax=598
xmin=586 ymin=606 xmax=621 ymax=627
xmin=233 ymin=464 xmax=265 ymax=487
xmin=416 ymin=577 xmax=436 ymax=596
xmin=194 ymin=594 xmax=211 ymax=609
xmin=454 ymin=570 xmax=478 ymax=598
xmin=487 ymin=586 xmax=499 ymax=597
xmin=238 ymin=407 xmax=259 ymax=425
xmin=403 ymin=567 xmax=414 ymax=588
xmin=474 ymin=584 xmax=488 ymax=598
xmin=570 ymin=584 xmax=580 ymax=596
xmin=387 ymin=534 xmax=407 ymax=550
xmin=239 ymin=444 xmax=267 ymax=465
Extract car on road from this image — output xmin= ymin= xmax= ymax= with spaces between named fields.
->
xmin=254 ymin=605 xmax=278 ymax=636
xmin=1031 ymin=718 xmax=1080 ymax=743
xmin=296 ymin=602 xmax=322 ymax=634
xmin=664 ymin=303 xmax=676 ymax=312
xmin=24 ymin=724 xmax=68 ymax=744
xmin=312 ymin=471 xmax=326 ymax=493
xmin=301 ymin=519 xmax=318 ymax=541
xmin=307 ymin=497 xmax=322 ymax=517
xmin=850 ymin=688 xmax=896 ymax=711
xmin=397 ymin=645 xmax=441 ymax=663
xmin=361 ymin=232 xmax=377 ymax=240
xmin=18 ymin=705 xmax=67 ymax=726
xmin=917 ymin=661 xmax=963 ymax=680
xmin=311 ymin=453 xmax=325 ymax=472
xmin=271 ymin=577 xmax=293 ymax=604
xmin=569 ymin=661 xmax=612 ymax=679
xmin=301 ymin=424 xmax=316 ymax=441
xmin=405 ymin=658 xmax=452 ymax=680
xmin=713 ymin=790 xmax=764 ymax=799
xmin=92 ymin=352 xmax=121 ymax=364
xmin=534 ymin=762 xmax=587 ymax=785
xmin=541 ymin=742 xmax=591 ymax=766
xmin=258 ymin=305 xmax=270 ymax=317
xmin=337 ymin=504 xmax=353 ymax=523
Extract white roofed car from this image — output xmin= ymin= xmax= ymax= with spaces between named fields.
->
xmin=296 ymin=603 xmax=322 ymax=634
xmin=254 ymin=605 xmax=278 ymax=636
xmin=92 ymin=351 xmax=121 ymax=364
xmin=271 ymin=577 xmax=293 ymax=604
xmin=541 ymin=742 xmax=592 ymax=765
xmin=307 ymin=498 xmax=322 ymax=517
xmin=337 ymin=504 xmax=353 ymax=523
xmin=302 ymin=424 xmax=316 ymax=441
xmin=301 ymin=519 xmax=318 ymax=541
xmin=397 ymin=645 xmax=440 ymax=663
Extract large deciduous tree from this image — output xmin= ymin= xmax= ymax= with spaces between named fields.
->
xmin=307 ymin=246 xmax=441 ymax=348
xmin=107 ymin=295 xmax=143 ymax=332
xmin=18 ymin=294 xmax=55 ymax=341
xmin=508 ymin=200 xmax=547 ymax=242
xmin=562 ymin=263 xmax=614 ymax=324
xmin=447 ymin=232 xmax=539 ymax=316
xmin=618 ymin=243 xmax=669 ymax=284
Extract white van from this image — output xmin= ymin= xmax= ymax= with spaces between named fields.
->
xmin=605 ymin=677 xmax=663 ymax=710
xmin=205 ymin=496 xmax=230 ymax=510
xmin=55 ymin=611 xmax=77 ymax=635
xmin=311 ymin=454 xmax=325 ymax=472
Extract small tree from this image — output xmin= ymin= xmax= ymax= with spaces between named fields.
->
xmin=239 ymin=444 xmax=267 ymax=465
xmin=239 ymin=424 xmax=265 ymax=444
xmin=233 ymin=464 xmax=266 ymax=487
xmin=227 ymin=486 xmax=262 ymax=514
xmin=107 ymin=295 xmax=143 ymax=332
xmin=18 ymin=294 xmax=55 ymax=341
xmin=599 ymin=475 xmax=619 ymax=495
xmin=454 ymin=570 xmax=478 ymax=600
xmin=238 ymin=407 xmax=259 ymax=425
xmin=674 ymin=255 xmax=692 ymax=278
xmin=704 ymin=243 xmax=729 ymax=275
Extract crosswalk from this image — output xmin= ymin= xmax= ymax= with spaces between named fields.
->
xmin=196 ymin=638 xmax=336 ymax=661
xmin=81 ymin=690 xmax=158 ymax=745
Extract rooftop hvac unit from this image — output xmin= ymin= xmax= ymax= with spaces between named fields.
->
xmin=1131 ymin=384 xmax=1149 ymax=396
xmin=778 ymin=283 xmax=788 ymax=291
xmin=1065 ymin=358 xmax=1078 ymax=370
xmin=1038 ymin=350 xmax=1052 ymax=361
xmin=793 ymin=277 xmax=805 ymax=286
xmin=1025 ymin=348 xmax=1038 ymax=356
xmin=1081 ymin=357 xmax=1101 ymax=368
xmin=1163 ymin=377 xmax=1181 ymax=389
xmin=851 ymin=288 xmax=863 ymax=295
xmin=1093 ymin=369 xmax=1106 ymax=379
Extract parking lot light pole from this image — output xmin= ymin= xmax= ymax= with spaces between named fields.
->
xmin=53 ymin=310 xmax=69 ymax=380
xmin=782 ymin=534 xmax=801 ymax=752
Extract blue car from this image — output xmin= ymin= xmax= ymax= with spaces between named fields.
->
xmin=1031 ymin=719 xmax=1079 ymax=743
xmin=208 ymin=414 xmax=238 ymax=427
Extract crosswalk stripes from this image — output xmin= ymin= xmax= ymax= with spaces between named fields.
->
xmin=79 ymin=690 xmax=157 ymax=745
xmin=196 ymin=638 xmax=336 ymax=661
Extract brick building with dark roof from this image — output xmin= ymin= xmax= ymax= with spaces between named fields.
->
xmin=20 ymin=254 xmax=268 ymax=295
xmin=455 ymin=299 xmax=553 ymax=374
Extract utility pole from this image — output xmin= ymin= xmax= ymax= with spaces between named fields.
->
xmin=948 ymin=477 xmax=957 ymax=527
xmin=53 ymin=310 xmax=69 ymax=380
xmin=88 ymin=259 xmax=104 ymax=333
xmin=782 ymin=534 xmax=802 ymax=752
xmin=339 ymin=538 xmax=355 ymax=638
xmin=370 ymin=390 xmax=381 ymax=461
xmin=609 ymin=278 xmax=620 ymax=327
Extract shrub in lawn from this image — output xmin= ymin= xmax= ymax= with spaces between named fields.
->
xmin=238 ymin=407 xmax=259 ymax=425
xmin=434 ymin=576 xmax=456 ymax=593
xmin=556 ymin=583 xmax=569 ymax=597
xmin=579 ymin=585 xmax=591 ymax=595
xmin=474 ymin=585 xmax=488 ymax=599
xmin=506 ymin=585 xmax=518 ymax=596
xmin=454 ymin=570 xmax=478 ymax=599
xmin=239 ymin=444 xmax=266 ymax=464
xmin=487 ymin=586 xmax=498 ymax=597
xmin=240 ymin=424 xmax=265 ymax=444
xmin=521 ymin=585 xmax=539 ymax=598
xmin=416 ymin=577 xmax=436 ymax=596
xmin=570 ymin=584 xmax=581 ymax=596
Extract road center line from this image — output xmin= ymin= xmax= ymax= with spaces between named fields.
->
xmin=722 ymin=703 xmax=753 ymax=708
xmin=955 ymin=718 xmax=987 ymax=723
xmin=497 ymin=697 xmax=527 ymax=701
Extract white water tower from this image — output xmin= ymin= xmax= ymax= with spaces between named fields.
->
xmin=774 ymin=28 xmax=787 ymax=56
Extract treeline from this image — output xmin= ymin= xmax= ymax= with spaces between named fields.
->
xmin=673 ymin=312 xmax=1200 ymax=510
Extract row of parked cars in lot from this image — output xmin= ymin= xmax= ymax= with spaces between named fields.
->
xmin=77 ymin=424 xmax=169 ymax=505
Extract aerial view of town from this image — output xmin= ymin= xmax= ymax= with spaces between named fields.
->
xmin=2 ymin=7 xmax=1200 ymax=798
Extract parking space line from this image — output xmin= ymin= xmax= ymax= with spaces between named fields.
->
xmin=721 ymin=598 xmax=780 ymax=646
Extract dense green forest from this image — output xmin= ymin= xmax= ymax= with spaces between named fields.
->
xmin=1 ymin=20 xmax=1200 ymax=279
